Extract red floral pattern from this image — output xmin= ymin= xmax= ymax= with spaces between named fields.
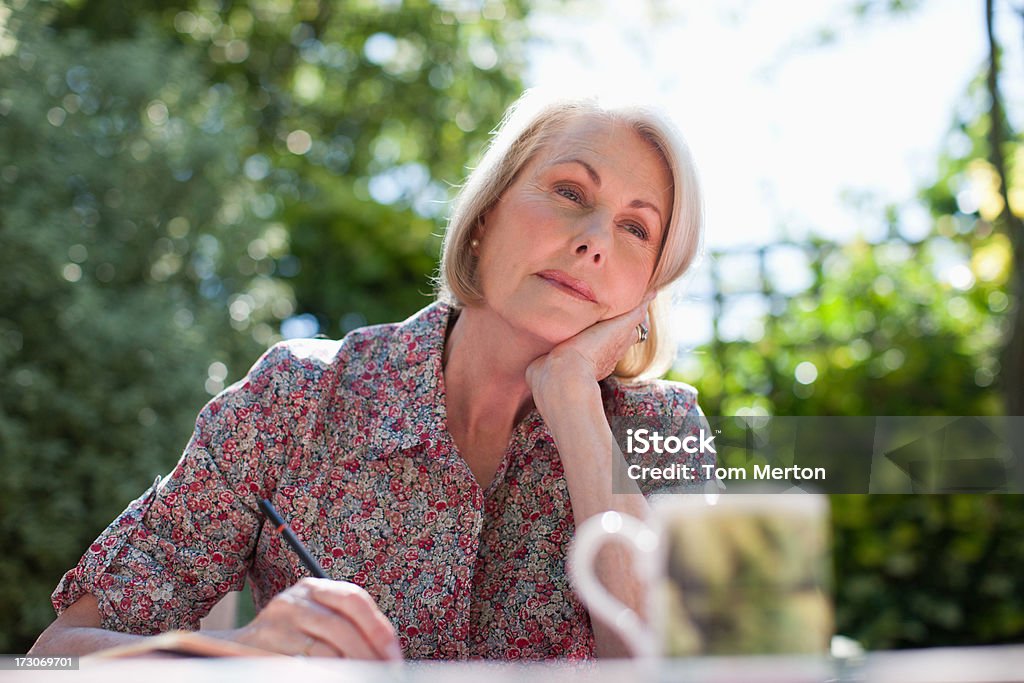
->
xmin=52 ymin=302 xmax=708 ymax=659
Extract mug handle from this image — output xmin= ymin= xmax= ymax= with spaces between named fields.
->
xmin=569 ymin=511 xmax=658 ymax=658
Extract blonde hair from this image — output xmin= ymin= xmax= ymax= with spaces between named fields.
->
xmin=437 ymin=89 xmax=704 ymax=380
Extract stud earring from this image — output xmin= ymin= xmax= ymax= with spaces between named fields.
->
xmin=470 ymin=238 xmax=480 ymax=249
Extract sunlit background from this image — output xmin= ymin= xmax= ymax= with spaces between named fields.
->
xmin=534 ymin=1 xmax=1021 ymax=245
xmin=2 ymin=0 xmax=1023 ymax=655
xmin=530 ymin=0 xmax=1023 ymax=351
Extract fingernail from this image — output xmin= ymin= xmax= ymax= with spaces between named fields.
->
xmin=387 ymin=642 xmax=403 ymax=661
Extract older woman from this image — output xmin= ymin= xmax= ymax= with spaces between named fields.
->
xmin=31 ymin=91 xmax=709 ymax=660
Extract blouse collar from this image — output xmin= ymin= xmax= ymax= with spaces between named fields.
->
xmin=363 ymin=300 xmax=557 ymax=458
xmin=365 ymin=300 xmax=452 ymax=456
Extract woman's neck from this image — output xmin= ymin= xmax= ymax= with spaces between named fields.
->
xmin=442 ymin=304 xmax=550 ymax=435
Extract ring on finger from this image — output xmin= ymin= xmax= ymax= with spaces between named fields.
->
xmin=301 ymin=635 xmax=315 ymax=657
xmin=635 ymin=323 xmax=649 ymax=344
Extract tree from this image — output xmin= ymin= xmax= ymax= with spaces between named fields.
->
xmin=48 ymin=0 xmax=531 ymax=330
xmin=0 ymin=0 xmax=529 ymax=651
xmin=982 ymin=0 xmax=1022 ymax=414
xmin=670 ymin=0 xmax=1024 ymax=649
xmin=0 ymin=8 xmax=276 ymax=649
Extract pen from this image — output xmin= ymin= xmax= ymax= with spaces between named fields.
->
xmin=258 ymin=498 xmax=327 ymax=579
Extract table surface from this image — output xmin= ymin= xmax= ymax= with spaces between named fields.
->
xmin=5 ymin=645 xmax=1024 ymax=683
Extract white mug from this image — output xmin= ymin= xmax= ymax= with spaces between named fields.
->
xmin=569 ymin=493 xmax=833 ymax=658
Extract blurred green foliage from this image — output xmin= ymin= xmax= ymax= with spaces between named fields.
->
xmin=670 ymin=21 xmax=1023 ymax=647
xmin=690 ymin=234 xmax=1008 ymax=419
xmin=0 ymin=15 xmax=268 ymax=650
xmin=831 ymin=495 xmax=1024 ymax=648
xmin=0 ymin=0 xmax=526 ymax=651
xmin=675 ymin=229 xmax=1024 ymax=648
xmin=46 ymin=0 xmax=529 ymax=333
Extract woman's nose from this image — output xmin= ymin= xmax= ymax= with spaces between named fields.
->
xmin=572 ymin=215 xmax=613 ymax=265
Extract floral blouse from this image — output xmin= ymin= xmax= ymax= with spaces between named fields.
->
xmin=52 ymin=301 xmax=709 ymax=659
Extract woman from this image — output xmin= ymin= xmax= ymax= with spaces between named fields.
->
xmin=31 ymin=90 xmax=709 ymax=660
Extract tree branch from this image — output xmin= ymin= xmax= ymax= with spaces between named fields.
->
xmin=986 ymin=0 xmax=1024 ymax=414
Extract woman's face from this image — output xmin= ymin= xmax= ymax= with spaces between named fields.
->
xmin=475 ymin=115 xmax=672 ymax=344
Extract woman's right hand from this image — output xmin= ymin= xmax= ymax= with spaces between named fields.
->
xmin=227 ymin=578 xmax=402 ymax=660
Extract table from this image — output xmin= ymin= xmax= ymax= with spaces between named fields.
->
xmin=3 ymin=645 xmax=1023 ymax=683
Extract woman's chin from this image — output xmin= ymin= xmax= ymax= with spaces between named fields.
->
xmin=525 ymin=319 xmax=588 ymax=347
xmin=479 ymin=300 xmax=592 ymax=346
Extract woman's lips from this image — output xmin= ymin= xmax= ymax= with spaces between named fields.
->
xmin=536 ymin=270 xmax=597 ymax=303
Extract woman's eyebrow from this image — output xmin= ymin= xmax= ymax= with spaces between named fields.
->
xmin=630 ymin=199 xmax=663 ymax=225
xmin=548 ymin=157 xmax=602 ymax=187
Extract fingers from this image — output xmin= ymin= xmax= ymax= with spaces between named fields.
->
xmin=290 ymin=592 xmax=380 ymax=659
xmin=305 ymin=579 xmax=402 ymax=660
xmin=528 ymin=290 xmax=661 ymax=390
xmin=576 ymin=291 xmax=658 ymax=373
xmin=599 ymin=292 xmax=656 ymax=370
xmin=605 ymin=291 xmax=656 ymax=347
xmin=247 ymin=578 xmax=402 ymax=660
xmin=606 ymin=289 xmax=656 ymax=328
xmin=634 ymin=290 xmax=657 ymax=322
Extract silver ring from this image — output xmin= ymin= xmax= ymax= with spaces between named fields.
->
xmin=301 ymin=635 xmax=315 ymax=657
xmin=635 ymin=323 xmax=649 ymax=344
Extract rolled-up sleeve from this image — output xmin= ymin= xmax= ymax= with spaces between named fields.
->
xmin=51 ymin=343 xmax=295 ymax=634
xmin=606 ymin=379 xmax=716 ymax=497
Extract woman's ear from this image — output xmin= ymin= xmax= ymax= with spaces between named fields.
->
xmin=470 ymin=216 xmax=486 ymax=254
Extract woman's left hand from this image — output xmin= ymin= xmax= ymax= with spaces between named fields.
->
xmin=524 ymin=293 xmax=658 ymax=659
xmin=526 ymin=291 xmax=656 ymax=403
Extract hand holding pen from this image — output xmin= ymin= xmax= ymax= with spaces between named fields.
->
xmin=218 ymin=498 xmax=402 ymax=660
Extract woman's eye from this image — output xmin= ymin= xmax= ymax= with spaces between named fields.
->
xmin=624 ymin=222 xmax=649 ymax=240
xmin=555 ymin=185 xmax=583 ymax=203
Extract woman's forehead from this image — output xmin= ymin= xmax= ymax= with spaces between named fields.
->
xmin=535 ymin=116 xmax=669 ymax=180
xmin=540 ymin=115 xmax=630 ymax=158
